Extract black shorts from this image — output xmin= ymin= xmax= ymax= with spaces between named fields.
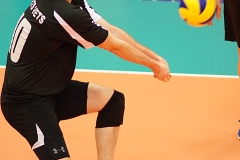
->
xmin=1 ymin=80 xmax=89 ymax=160
xmin=224 ymin=0 xmax=240 ymax=48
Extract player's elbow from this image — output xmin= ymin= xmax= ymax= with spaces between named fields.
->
xmin=98 ymin=32 xmax=121 ymax=53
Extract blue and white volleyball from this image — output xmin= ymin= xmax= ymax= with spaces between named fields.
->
xmin=179 ymin=0 xmax=216 ymax=27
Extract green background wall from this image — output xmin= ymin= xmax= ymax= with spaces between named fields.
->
xmin=0 ymin=0 xmax=237 ymax=76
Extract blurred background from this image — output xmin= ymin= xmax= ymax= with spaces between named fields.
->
xmin=0 ymin=0 xmax=236 ymax=76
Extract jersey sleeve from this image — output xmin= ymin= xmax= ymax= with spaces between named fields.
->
xmin=72 ymin=0 xmax=102 ymax=22
xmin=52 ymin=4 xmax=108 ymax=49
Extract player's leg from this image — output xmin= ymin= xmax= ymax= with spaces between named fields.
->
xmin=238 ymin=48 xmax=240 ymax=77
xmin=95 ymin=127 xmax=119 ymax=160
xmin=87 ymin=83 xmax=124 ymax=160
xmin=55 ymin=81 xmax=125 ymax=160
xmin=86 ymin=83 xmax=114 ymax=113
xmin=1 ymin=92 xmax=71 ymax=160
xmin=87 ymin=83 xmax=125 ymax=160
xmin=224 ymin=1 xmax=240 ymax=77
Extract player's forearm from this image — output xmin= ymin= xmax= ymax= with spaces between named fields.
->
xmin=98 ymin=31 xmax=170 ymax=81
xmin=111 ymin=41 xmax=158 ymax=69
xmin=96 ymin=18 xmax=163 ymax=62
xmin=111 ymin=40 xmax=159 ymax=70
xmin=98 ymin=34 xmax=159 ymax=70
xmin=111 ymin=26 xmax=161 ymax=61
xmin=107 ymin=40 xmax=171 ymax=82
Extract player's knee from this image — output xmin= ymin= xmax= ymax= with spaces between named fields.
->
xmin=96 ymin=90 xmax=125 ymax=128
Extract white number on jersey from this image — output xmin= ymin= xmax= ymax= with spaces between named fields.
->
xmin=9 ymin=17 xmax=32 ymax=63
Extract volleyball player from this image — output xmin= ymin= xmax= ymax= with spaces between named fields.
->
xmin=213 ymin=0 xmax=240 ymax=139
xmin=0 ymin=0 xmax=171 ymax=159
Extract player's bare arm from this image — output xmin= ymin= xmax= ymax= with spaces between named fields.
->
xmin=96 ymin=18 xmax=168 ymax=66
xmin=216 ymin=0 xmax=222 ymax=20
xmin=208 ymin=0 xmax=222 ymax=25
xmin=98 ymin=31 xmax=171 ymax=82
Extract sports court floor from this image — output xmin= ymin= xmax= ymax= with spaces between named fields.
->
xmin=1 ymin=68 xmax=240 ymax=160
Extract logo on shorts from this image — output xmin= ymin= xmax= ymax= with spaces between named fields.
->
xmin=53 ymin=147 xmax=65 ymax=154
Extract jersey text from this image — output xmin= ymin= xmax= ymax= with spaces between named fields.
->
xmin=30 ymin=0 xmax=46 ymax=24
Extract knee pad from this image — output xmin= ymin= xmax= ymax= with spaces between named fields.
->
xmin=96 ymin=90 xmax=125 ymax=128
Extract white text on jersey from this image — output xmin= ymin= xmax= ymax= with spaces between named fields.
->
xmin=30 ymin=0 xmax=46 ymax=24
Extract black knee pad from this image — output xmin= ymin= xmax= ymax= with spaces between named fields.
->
xmin=96 ymin=90 xmax=125 ymax=128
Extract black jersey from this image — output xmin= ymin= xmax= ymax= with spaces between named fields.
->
xmin=2 ymin=0 xmax=108 ymax=95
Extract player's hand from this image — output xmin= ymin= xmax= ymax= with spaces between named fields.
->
xmin=208 ymin=0 xmax=222 ymax=26
xmin=152 ymin=63 xmax=171 ymax=82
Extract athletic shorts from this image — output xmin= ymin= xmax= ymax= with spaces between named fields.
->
xmin=224 ymin=0 xmax=240 ymax=48
xmin=1 ymin=80 xmax=89 ymax=160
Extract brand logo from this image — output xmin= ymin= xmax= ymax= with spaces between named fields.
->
xmin=53 ymin=147 xmax=65 ymax=154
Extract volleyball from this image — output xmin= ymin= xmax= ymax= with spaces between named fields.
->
xmin=178 ymin=0 xmax=216 ymax=27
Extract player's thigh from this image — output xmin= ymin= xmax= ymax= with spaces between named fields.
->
xmin=54 ymin=80 xmax=89 ymax=120
xmin=1 ymin=93 xmax=70 ymax=159
xmin=54 ymin=80 xmax=114 ymax=119
xmin=87 ymin=82 xmax=114 ymax=113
